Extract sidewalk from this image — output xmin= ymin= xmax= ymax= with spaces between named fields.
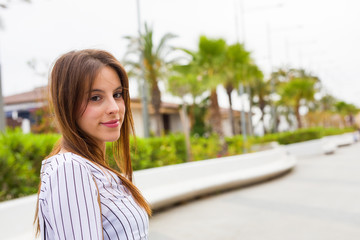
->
xmin=149 ymin=142 xmax=360 ymax=240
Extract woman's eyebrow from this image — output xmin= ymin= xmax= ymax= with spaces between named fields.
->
xmin=114 ymin=86 xmax=123 ymax=91
xmin=90 ymin=86 xmax=123 ymax=93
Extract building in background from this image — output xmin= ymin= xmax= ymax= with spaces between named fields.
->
xmin=4 ymin=86 xmax=251 ymax=137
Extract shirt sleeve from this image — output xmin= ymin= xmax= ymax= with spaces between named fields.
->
xmin=46 ymin=158 xmax=103 ymax=240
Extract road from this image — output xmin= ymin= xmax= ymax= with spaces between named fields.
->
xmin=149 ymin=142 xmax=360 ymax=240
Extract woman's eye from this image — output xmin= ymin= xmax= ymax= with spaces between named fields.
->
xmin=114 ymin=92 xmax=123 ymax=99
xmin=90 ymin=96 xmax=101 ymax=102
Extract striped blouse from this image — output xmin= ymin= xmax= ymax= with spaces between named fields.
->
xmin=38 ymin=152 xmax=149 ymax=240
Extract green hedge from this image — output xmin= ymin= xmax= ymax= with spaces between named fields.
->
xmin=0 ymin=127 xmax=356 ymax=201
xmin=0 ymin=129 xmax=59 ymax=201
xmin=277 ymin=128 xmax=322 ymax=144
xmin=276 ymin=127 xmax=355 ymax=145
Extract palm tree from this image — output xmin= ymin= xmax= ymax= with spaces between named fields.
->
xmin=249 ymin=68 xmax=270 ymax=134
xmin=243 ymin=64 xmax=264 ymax=135
xmin=197 ymin=36 xmax=227 ymax=140
xmin=335 ymin=101 xmax=359 ymax=127
xmin=124 ymin=23 xmax=177 ymax=136
xmin=168 ymin=61 xmax=207 ymax=125
xmin=167 ymin=63 xmax=208 ymax=161
xmin=177 ymin=36 xmax=227 ymax=154
xmin=223 ymin=43 xmax=250 ymax=136
xmin=178 ymin=36 xmax=226 ymax=137
xmin=278 ymin=69 xmax=319 ymax=128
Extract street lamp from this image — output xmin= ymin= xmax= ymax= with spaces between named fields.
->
xmin=235 ymin=0 xmax=284 ymax=141
xmin=0 ymin=61 xmax=5 ymax=132
xmin=0 ymin=4 xmax=6 ymax=132
xmin=136 ymin=0 xmax=150 ymax=138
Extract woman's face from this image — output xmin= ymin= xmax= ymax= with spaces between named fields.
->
xmin=77 ymin=66 xmax=126 ymax=147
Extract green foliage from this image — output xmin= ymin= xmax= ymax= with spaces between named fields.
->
xmin=277 ymin=128 xmax=322 ymax=144
xmin=251 ymin=133 xmax=279 ymax=144
xmin=190 ymin=134 xmax=221 ymax=161
xmin=1 ymin=127 xmax=356 ymax=201
xmin=0 ymin=129 xmax=59 ymax=201
xmin=190 ymin=99 xmax=210 ymax=136
xmin=321 ymin=127 xmax=356 ymax=136
xmin=146 ymin=135 xmax=184 ymax=168
xmin=225 ymin=135 xmax=252 ymax=155
xmin=274 ymin=127 xmax=354 ymax=145
xmin=335 ymin=101 xmax=359 ymax=115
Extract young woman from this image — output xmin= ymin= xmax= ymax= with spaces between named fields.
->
xmin=34 ymin=49 xmax=151 ymax=240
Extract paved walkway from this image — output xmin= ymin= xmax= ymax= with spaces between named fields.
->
xmin=149 ymin=142 xmax=360 ymax=240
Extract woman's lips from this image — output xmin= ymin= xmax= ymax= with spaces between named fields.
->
xmin=101 ymin=120 xmax=120 ymax=128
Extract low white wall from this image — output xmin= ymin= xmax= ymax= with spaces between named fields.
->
xmin=285 ymin=132 xmax=358 ymax=158
xmin=0 ymin=194 xmax=38 ymax=240
xmin=0 ymin=146 xmax=296 ymax=240
xmin=134 ymin=146 xmax=296 ymax=210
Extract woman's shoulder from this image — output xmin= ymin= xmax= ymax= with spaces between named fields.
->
xmin=40 ymin=152 xmax=92 ymax=180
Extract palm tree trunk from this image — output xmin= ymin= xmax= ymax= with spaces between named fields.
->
xmin=225 ymin=84 xmax=235 ymax=136
xmin=246 ymin=85 xmax=253 ymax=136
xmin=259 ymin=111 xmax=266 ymax=135
xmin=209 ymin=89 xmax=223 ymax=136
xmin=295 ymin=105 xmax=302 ymax=128
xmin=259 ymin=98 xmax=267 ymax=134
xmin=151 ymin=80 xmax=162 ymax=136
xmin=209 ymin=89 xmax=227 ymax=156
xmin=179 ymin=102 xmax=192 ymax=161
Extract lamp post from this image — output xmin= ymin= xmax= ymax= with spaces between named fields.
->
xmin=0 ymin=62 xmax=5 ymax=132
xmin=267 ymin=24 xmax=277 ymax=133
xmin=267 ymin=25 xmax=303 ymax=132
xmin=136 ymin=0 xmax=150 ymax=138
xmin=0 ymin=4 xmax=6 ymax=132
xmin=237 ymin=1 xmax=286 ymax=135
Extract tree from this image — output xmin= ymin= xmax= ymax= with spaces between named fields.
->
xmin=243 ymin=64 xmax=264 ymax=135
xmin=249 ymin=68 xmax=270 ymax=134
xmin=176 ymin=36 xmax=227 ymax=154
xmin=196 ymin=36 xmax=227 ymax=139
xmin=168 ymin=61 xmax=208 ymax=128
xmin=304 ymin=93 xmax=338 ymax=128
xmin=335 ymin=101 xmax=359 ymax=127
xmin=277 ymin=69 xmax=320 ymax=128
xmin=223 ymin=43 xmax=250 ymax=136
xmin=124 ymin=23 xmax=177 ymax=136
xmin=167 ymin=64 xmax=207 ymax=161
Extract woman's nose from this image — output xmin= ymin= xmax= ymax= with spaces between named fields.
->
xmin=106 ymin=98 xmax=119 ymax=115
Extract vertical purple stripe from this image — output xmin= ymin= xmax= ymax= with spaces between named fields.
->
xmin=80 ymin=166 xmax=94 ymax=239
xmin=128 ymin=199 xmax=147 ymax=234
xmin=102 ymin=214 xmax=121 ymax=240
xmin=86 ymin=172 xmax=101 ymax=240
xmin=56 ymin=166 xmax=66 ymax=239
xmin=122 ymin=199 xmax=142 ymax=239
xmin=62 ymin=155 xmax=76 ymax=239
xmin=49 ymin=176 xmax=61 ymax=238
xmin=71 ymin=161 xmax=84 ymax=239
xmin=106 ymin=200 xmax=134 ymax=239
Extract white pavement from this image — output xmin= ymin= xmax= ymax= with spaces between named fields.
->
xmin=149 ymin=142 xmax=360 ymax=240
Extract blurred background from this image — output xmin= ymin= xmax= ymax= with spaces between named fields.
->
xmin=1 ymin=0 xmax=360 ymax=204
xmin=1 ymin=1 xmax=360 ymax=239
xmin=1 ymin=0 xmax=360 ymax=136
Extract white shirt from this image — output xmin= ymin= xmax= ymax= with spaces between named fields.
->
xmin=38 ymin=152 xmax=149 ymax=240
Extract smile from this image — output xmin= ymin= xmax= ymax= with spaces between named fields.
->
xmin=101 ymin=119 xmax=120 ymax=128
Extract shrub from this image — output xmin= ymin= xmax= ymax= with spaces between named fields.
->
xmin=277 ymin=128 xmax=323 ymax=144
xmin=190 ymin=134 xmax=221 ymax=160
xmin=1 ymin=127 xmax=355 ymax=201
xmin=0 ymin=129 xmax=59 ymax=201
xmin=225 ymin=135 xmax=252 ymax=155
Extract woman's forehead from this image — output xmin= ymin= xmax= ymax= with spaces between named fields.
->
xmin=91 ymin=66 xmax=122 ymax=89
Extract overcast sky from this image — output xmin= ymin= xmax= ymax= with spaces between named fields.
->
xmin=1 ymin=0 xmax=360 ymax=108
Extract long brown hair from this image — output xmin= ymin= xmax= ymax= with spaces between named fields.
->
xmin=34 ymin=49 xmax=151 ymax=235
